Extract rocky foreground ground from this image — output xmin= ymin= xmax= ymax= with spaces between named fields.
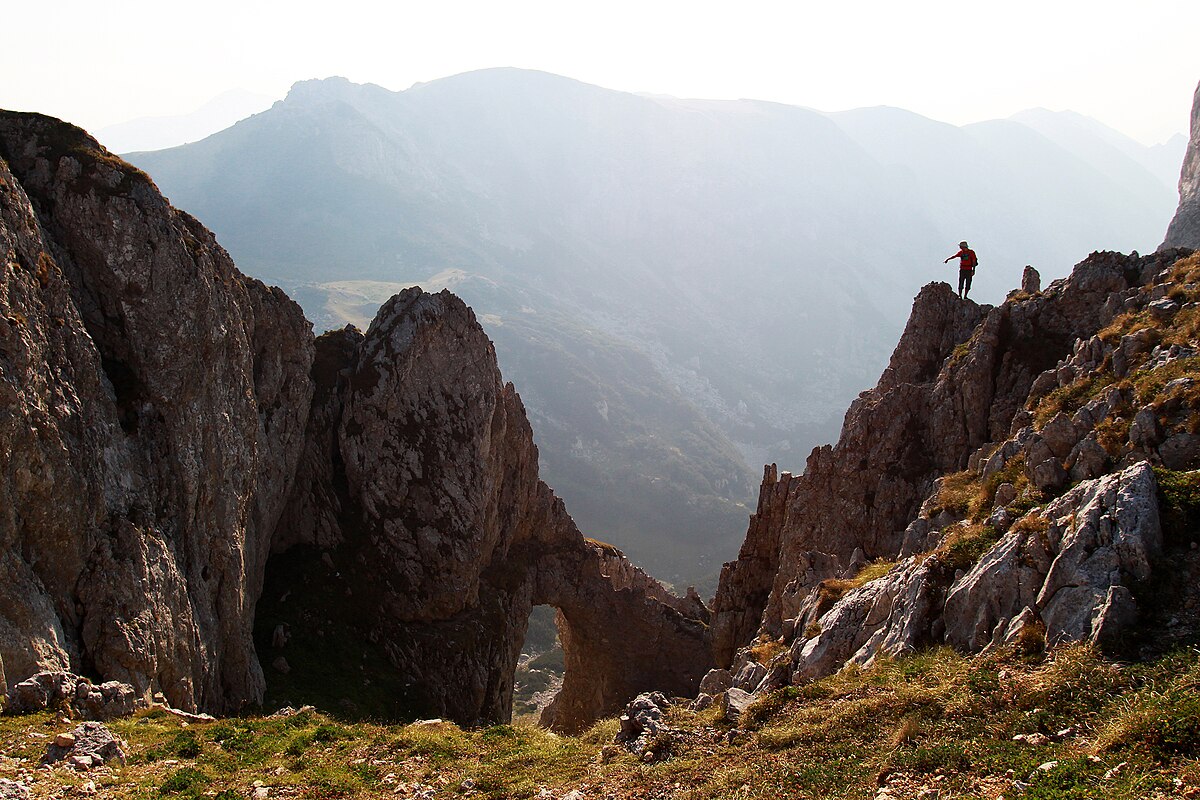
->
xmin=1 ymin=644 xmax=1199 ymax=800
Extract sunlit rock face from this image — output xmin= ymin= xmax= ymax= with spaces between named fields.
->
xmin=710 ymin=247 xmax=1192 ymax=687
xmin=1163 ymin=80 xmax=1200 ymax=249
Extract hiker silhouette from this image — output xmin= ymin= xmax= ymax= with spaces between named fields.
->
xmin=944 ymin=241 xmax=978 ymax=299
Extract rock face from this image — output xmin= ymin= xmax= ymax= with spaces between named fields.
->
xmin=710 ymin=281 xmax=993 ymax=663
xmin=709 ymin=465 xmax=800 ymax=667
xmin=273 ymin=289 xmax=712 ymax=732
xmin=943 ymin=463 xmax=1161 ymax=652
xmin=0 ymin=112 xmax=314 ymax=713
xmin=1163 ymin=80 xmax=1200 ymax=249
xmin=784 ymin=463 xmax=1161 ymax=682
xmin=711 ymin=247 xmax=1197 ymax=686
xmin=0 ymin=111 xmax=709 ymax=730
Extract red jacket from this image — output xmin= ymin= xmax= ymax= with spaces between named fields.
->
xmin=952 ymin=248 xmax=978 ymax=272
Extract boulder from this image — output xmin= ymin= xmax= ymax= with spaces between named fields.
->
xmin=615 ymin=692 xmax=674 ymax=758
xmin=721 ymin=688 xmax=754 ymax=724
xmin=0 ymin=780 xmax=29 ymax=800
xmin=1149 ymin=298 xmax=1180 ymax=320
xmin=1030 ymin=458 xmax=1068 ymax=493
xmin=790 ymin=556 xmax=949 ymax=682
xmin=944 ymin=463 xmax=1160 ymax=651
xmin=1041 ymin=413 xmax=1081 ymax=460
xmin=1129 ymin=406 xmax=1164 ymax=448
xmin=41 ymin=721 xmax=126 ymax=768
xmin=1067 ymin=434 xmax=1109 ymax=483
xmin=1090 ymin=586 xmax=1140 ymax=648
xmin=732 ymin=661 xmax=767 ymax=692
xmin=698 ymin=668 xmax=732 ymax=696
xmin=899 ymin=519 xmax=937 ymax=558
xmin=996 ymin=606 xmax=1044 ymax=651
xmin=1160 ymin=433 xmax=1200 ymax=471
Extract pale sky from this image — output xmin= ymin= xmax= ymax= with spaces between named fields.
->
xmin=3 ymin=0 xmax=1198 ymax=145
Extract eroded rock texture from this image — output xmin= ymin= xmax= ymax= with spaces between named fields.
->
xmin=942 ymin=463 xmax=1161 ymax=651
xmin=1 ymin=112 xmax=708 ymax=730
xmin=711 ymin=248 xmax=1192 ymax=683
xmin=1163 ymin=80 xmax=1200 ymax=249
xmin=273 ymin=289 xmax=711 ymax=733
xmin=0 ymin=113 xmax=314 ymax=713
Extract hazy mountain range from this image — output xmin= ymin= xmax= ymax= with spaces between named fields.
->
xmin=96 ymin=89 xmax=273 ymax=153
xmin=126 ymin=69 xmax=1184 ymax=588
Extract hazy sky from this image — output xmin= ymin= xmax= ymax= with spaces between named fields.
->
xmin=4 ymin=0 xmax=1198 ymax=145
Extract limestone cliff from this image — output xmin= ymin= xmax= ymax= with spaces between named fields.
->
xmin=1163 ymin=80 xmax=1200 ymax=249
xmin=268 ymin=289 xmax=711 ymax=732
xmin=0 ymin=112 xmax=314 ymax=712
xmin=710 ymin=247 xmax=1199 ymax=690
xmin=0 ymin=111 xmax=709 ymax=730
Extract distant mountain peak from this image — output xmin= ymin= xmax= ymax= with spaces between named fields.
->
xmin=283 ymin=76 xmax=368 ymax=103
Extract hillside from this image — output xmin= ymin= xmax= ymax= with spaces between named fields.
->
xmin=2 ymin=646 xmax=1197 ymax=799
xmin=126 ymin=69 xmax=1179 ymax=587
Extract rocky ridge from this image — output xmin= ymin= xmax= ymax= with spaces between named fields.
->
xmin=709 ymin=247 xmax=1200 ymax=697
xmin=0 ymin=112 xmax=708 ymax=731
xmin=1163 ymin=79 xmax=1200 ymax=249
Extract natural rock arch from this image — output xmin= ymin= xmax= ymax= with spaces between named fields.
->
xmin=266 ymin=289 xmax=711 ymax=730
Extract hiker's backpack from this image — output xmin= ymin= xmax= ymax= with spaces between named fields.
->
xmin=962 ymin=249 xmax=978 ymax=271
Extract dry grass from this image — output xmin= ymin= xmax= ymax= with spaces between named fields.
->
xmin=1032 ymin=374 xmax=1116 ymax=428
xmin=817 ymin=559 xmax=898 ymax=603
xmin=935 ymin=454 xmax=1040 ymax=527
xmin=935 ymin=469 xmax=985 ymax=518
xmin=584 ymin=537 xmax=623 ymax=557
xmin=1169 ymin=252 xmax=1200 ymax=286
xmin=1010 ymin=512 xmax=1049 ymax=536
xmin=1013 ymin=619 xmax=1047 ymax=657
xmin=933 ymin=522 xmax=1004 ymax=571
xmin=1 ymin=646 xmax=1197 ymax=799
xmin=746 ymin=640 xmax=787 ymax=666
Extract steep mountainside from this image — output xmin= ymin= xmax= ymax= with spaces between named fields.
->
xmin=0 ymin=112 xmax=314 ymax=712
xmin=127 ymin=69 xmax=1179 ymax=586
xmin=1164 ymin=80 xmax=1200 ymax=249
xmin=709 ymin=246 xmax=1200 ymax=696
xmin=0 ymin=112 xmax=708 ymax=731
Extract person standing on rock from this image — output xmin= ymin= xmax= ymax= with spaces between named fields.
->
xmin=944 ymin=241 xmax=978 ymax=299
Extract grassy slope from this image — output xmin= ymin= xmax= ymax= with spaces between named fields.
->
xmin=2 ymin=646 xmax=1199 ymax=799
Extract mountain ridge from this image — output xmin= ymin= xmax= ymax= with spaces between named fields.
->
xmin=125 ymin=69 xmax=1180 ymax=586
